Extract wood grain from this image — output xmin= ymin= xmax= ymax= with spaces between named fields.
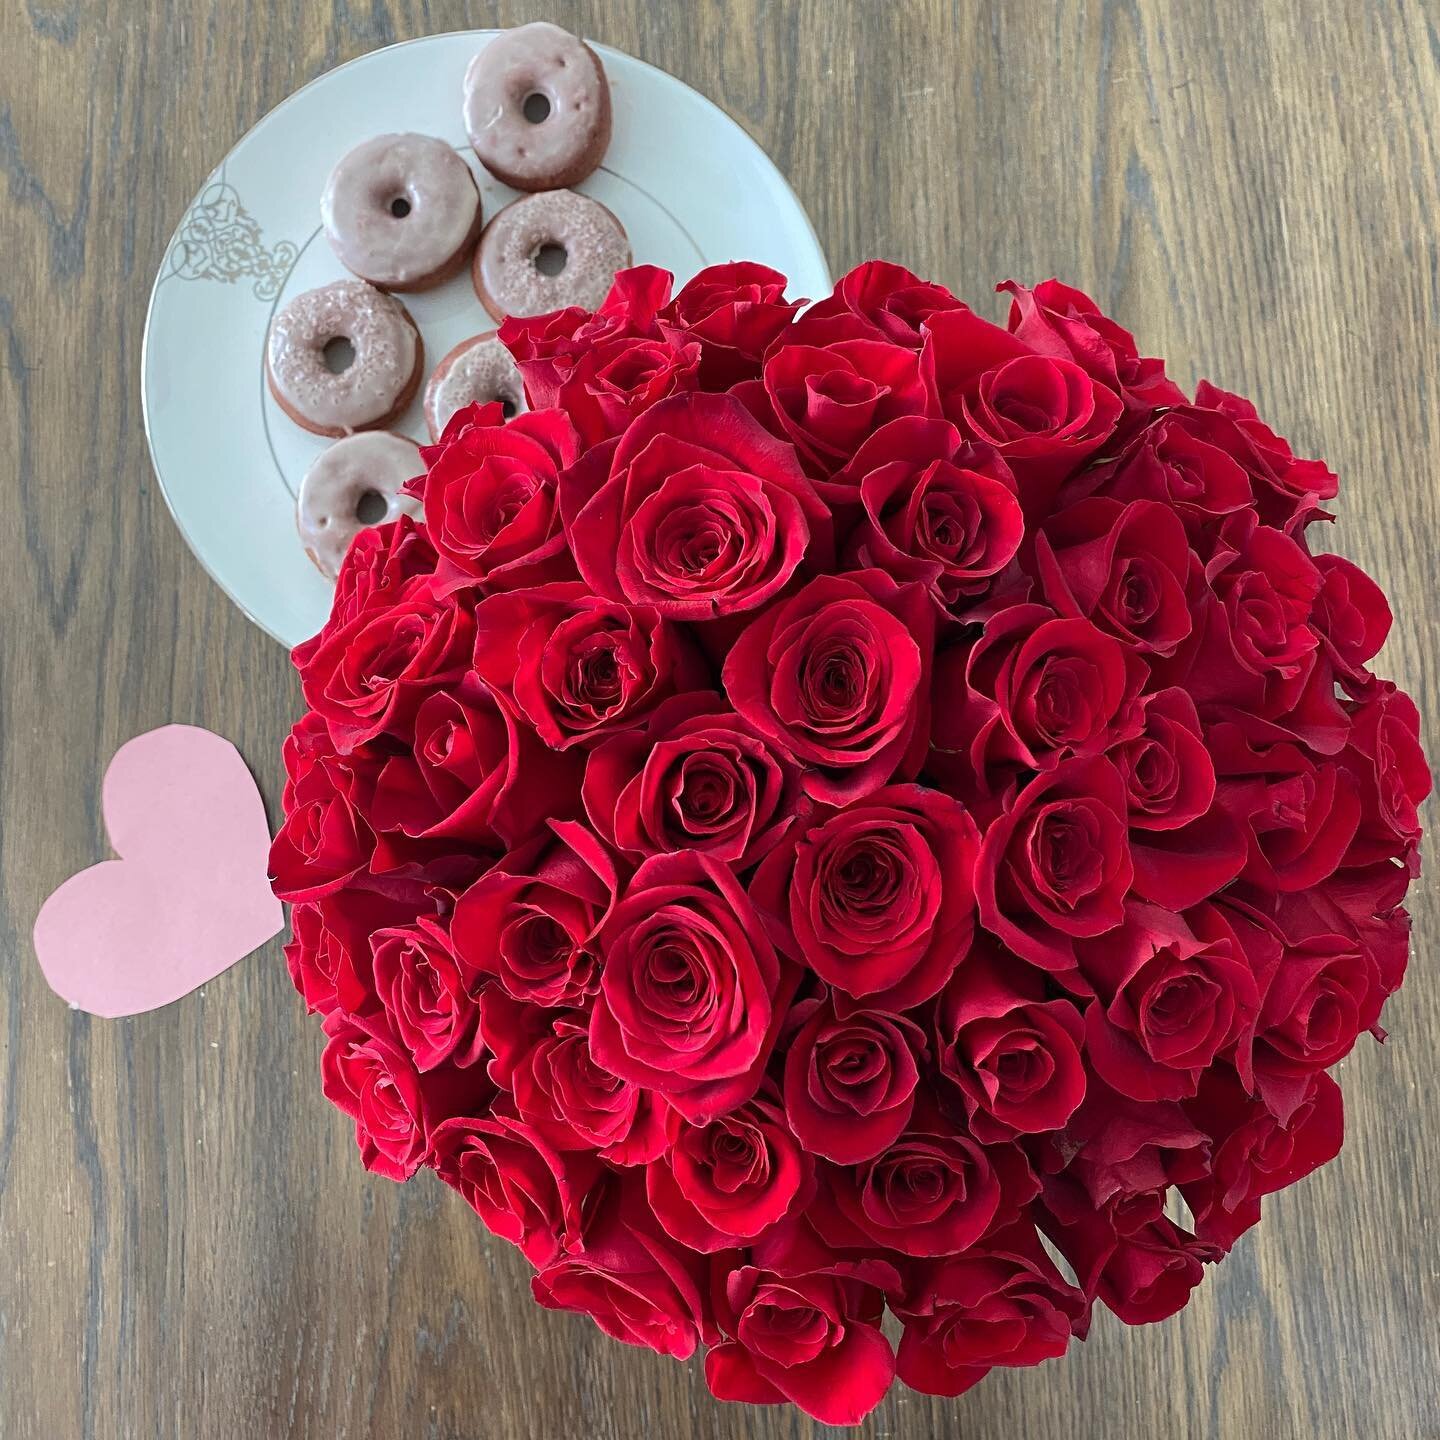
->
xmin=2 ymin=2 xmax=1437 ymax=1436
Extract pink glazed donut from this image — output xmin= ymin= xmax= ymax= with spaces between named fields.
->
xmin=266 ymin=280 xmax=423 ymax=438
xmin=463 ymin=22 xmax=612 ymax=191
xmin=424 ymin=331 xmax=527 ymax=441
xmin=297 ymin=431 xmax=423 ymax=580
xmin=321 ymin=133 xmax=482 ymax=291
xmin=472 ymin=190 xmax=631 ymax=320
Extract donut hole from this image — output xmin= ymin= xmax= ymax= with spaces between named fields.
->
xmin=522 ymin=91 xmax=553 ymax=124
xmin=388 ymin=195 xmax=413 ymax=219
xmin=323 ymin=337 xmax=356 ymax=374
xmin=501 ymin=397 xmax=518 ymax=420
xmin=535 ymin=243 xmax=568 ymax=277
xmin=354 ymin=490 xmax=389 ymax=524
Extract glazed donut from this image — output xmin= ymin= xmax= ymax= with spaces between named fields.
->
xmin=463 ymin=22 xmax=612 ymax=192
xmin=472 ymin=190 xmax=630 ymax=321
xmin=321 ymin=133 xmax=482 ymax=291
xmin=297 ymin=432 xmax=423 ymax=580
xmin=424 ymin=331 xmax=527 ymax=441
xmin=266 ymin=279 xmax=423 ymax=437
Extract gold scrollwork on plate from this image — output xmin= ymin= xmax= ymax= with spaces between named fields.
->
xmin=163 ymin=178 xmax=298 ymax=301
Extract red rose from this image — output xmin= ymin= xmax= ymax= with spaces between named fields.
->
xmin=450 ymin=821 xmax=618 ymax=1009
xmin=367 ymin=680 xmax=578 ymax=850
xmin=1192 ymin=380 xmax=1339 ymax=528
xmin=269 ymin=717 xmax=377 ymax=903
xmin=472 ymin=581 xmax=707 ymax=750
xmin=934 ymin=942 xmax=1087 ymax=1140
xmin=285 ymin=888 xmax=414 ymax=1018
xmin=1094 ymin=1217 xmax=1207 ymax=1324
xmin=429 ymin=1113 xmax=597 ymax=1266
xmin=511 ymin=1017 xmax=673 ymax=1165
xmin=371 ymin=917 xmax=484 ymax=1073
xmin=532 ymin=1184 xmax=714 ymax=1359
xmin=1183 ymin=513 xmax=1323 ymax=723
xmin=557 ymin=331 xmax=702 ymax=447
xmin=922 ymin=308 xmax=1123 ymax=508
xmin=291 ymin=514 xmax=437 ymax=677
xmin=723 ymin=569 xmax=935 ymax=803
xmin=1111 ymin=690 xmax=1247 ymax=910
xmin=406 ymin=404 xmax=580 ymax=588
xmin=560 ymin=392 xmax=829 ymax=619
xmin=1181 ymin=1068 xmax=1343 ymax=1252
xmin=1341 ymin=682 xmax=1431 ymax=867
xmin=782 ymin=996 xmax=925 ymax=1164
xmin=1311 ymin=553 xmax=1392 ymax=684
xmin=706 ymin=1223 xmax=899 ymax=1425
xmin=1210 ymin=727 xmax=1360 ymax=893
xmin=1036 ymin=496 xmax=1194 ymax=656
xmin=1045 ymin=1080 xmax=1211 ymax=1224
xmin=1082 ymin=407 xmax=1254 ymax=523
xmin=750 ymin=784 xmax=980 ymax=1010
xmin=1250 ymin=929 xmax=1381 ymax=1122
xmin=894 ymin=1223 xmax=1088 ymax=1397
xmin=590 ymin=851 xmax=795 ymax=1123
xmin=933 ymin=603 xmax=1145 ymax=787
xmin=300 ymin=577 xmax=476 ymax=752
xmin=842 ymin=418 xmax=1025 ymax=609
xmin=320 ymin=1009 xmax=432 ymax=1181
xmin=657 ymin=261 xmax=802 ymax=386
xmin=1076 ymin=903 xmax=1259 ymax=1102
xmin=822 ymin=1124 xmax=1036 ymax=1257
xmin=647 ymin=1092 xmax=812 ymax=1251
xmin=752 ymin=336 xmax=927 ymax=477
xmin=271 ymin=261 xmax=1426 ymax=1410
xmin=975 ymin=755 xmax=1134 ymax=976
xmin=1001 ymin=279 xmax=1184 ymax=414
xmin=802 ymin=259 xmax=965 ymax=348
xmin=1112 ymin=687 xmax=1214 ymax=830
xmin=582 ymin=692 xmax=804 ymax=866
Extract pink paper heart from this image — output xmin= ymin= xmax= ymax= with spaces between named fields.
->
xmin=33 ymin=725 xmax=283 ymax=1017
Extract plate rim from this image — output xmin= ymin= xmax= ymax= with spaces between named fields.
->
xmin=141 ymin=28 xmax=831 ymax=649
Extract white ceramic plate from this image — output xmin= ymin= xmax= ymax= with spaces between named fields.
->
xmin=142 ymin=31 xmax=830 ymax=649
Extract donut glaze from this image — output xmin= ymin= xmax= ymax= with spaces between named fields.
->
xmin=266 ymin=280 xmax=422 ymax=437
xmin=463 ymin=22 xmax=612 ymax=191
xmin=297 ymin=432 xmax=423 ymax=580
xmin=322 ymin=133 xmax=482 ymax=291
xmin=424 ymin=331 xmax=527 ymax=441
xmin=473 ymin=190 xmax=630 ymax=320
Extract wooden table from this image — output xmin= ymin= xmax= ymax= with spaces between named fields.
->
xmin=3 ymin=2 xmax=1437 ymax=1436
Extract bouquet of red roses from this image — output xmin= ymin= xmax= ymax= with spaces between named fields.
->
xmin=270 ymin=260 xmax=1429 ymax=1423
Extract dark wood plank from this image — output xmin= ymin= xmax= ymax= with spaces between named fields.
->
xmin=1 ymin=2 xmax=1436 ymax=1436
